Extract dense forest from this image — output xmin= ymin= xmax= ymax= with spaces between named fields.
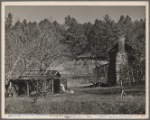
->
xmin=5 ymin=13 xmax=145 ymax=80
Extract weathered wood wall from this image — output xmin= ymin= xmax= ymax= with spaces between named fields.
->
xmin=93 ymin=64 xmax=108 ymax=84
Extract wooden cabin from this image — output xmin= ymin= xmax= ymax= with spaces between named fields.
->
xmin=96 ymin=36 xmax=137 ymax=86
xmin=8 ymin=70 xmax=64 ymax=96
xmin=75 ymin=35 xmax=137 ymax=86
xmin=108 ymin=36 xmax=137 ymax=86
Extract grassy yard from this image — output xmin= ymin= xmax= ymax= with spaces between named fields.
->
xmin=5 ymin=85 xmax=145 ymax=114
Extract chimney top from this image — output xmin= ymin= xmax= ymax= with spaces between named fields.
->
xmin=119 ymin=35 xmax=125 ymax=41
xmin=118 ymin=33 xmax=125 ymax=38
xmin=118 ymin=34 xmax=125 ymax=52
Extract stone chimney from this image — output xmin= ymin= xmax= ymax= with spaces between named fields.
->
xmin=118 ymin=35 xmax=125 ymax=52
xmin=116 ymin=34 xmax=128 ymax=85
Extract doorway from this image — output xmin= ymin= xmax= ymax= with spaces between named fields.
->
xmin=54 ymin=79 xmax=60 ymax=94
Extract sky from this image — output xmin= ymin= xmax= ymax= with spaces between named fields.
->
xmin=5 ymin=6 xmax=145 ymax=24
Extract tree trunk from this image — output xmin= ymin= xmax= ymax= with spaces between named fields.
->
xmin=8 ymin=53 xmax=22 ymax=80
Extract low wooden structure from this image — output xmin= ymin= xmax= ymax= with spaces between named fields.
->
xmin=9 ymin=70 xmax=65 ymax=96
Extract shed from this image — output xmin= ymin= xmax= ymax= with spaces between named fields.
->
xmin=9 ymin=70 xmax=62 ymax=96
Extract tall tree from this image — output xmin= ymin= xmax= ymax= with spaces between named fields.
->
xmin=88 ymin=15 xmax=118 ymax=56
xmin=117 ymin=15 xmax=133 ymax=43
xmin=64 ymin=15 xmax=87 ymax=57
xmin=5 ymin=13 xmax=13 ymax=31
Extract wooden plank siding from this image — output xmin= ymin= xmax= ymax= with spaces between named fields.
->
xmin=93 ymin=64 xmax=109 ymax=84
xmin=8 ymin=70 xmax=64 ymax=96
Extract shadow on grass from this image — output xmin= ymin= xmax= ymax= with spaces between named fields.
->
xmin=75 ymin=85 xmax=145 ymax=96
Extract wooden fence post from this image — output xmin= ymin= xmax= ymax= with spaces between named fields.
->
xmin=26 ymin=81 xmax=30 ymax=96
xmin=37 ymin=80 xmax=38 ymax=93
xmin=52 ymin=79 xmax=54 ymax=94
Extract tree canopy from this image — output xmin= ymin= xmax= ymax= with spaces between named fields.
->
xmin=5 ymin=13 xmax=145 ymax=80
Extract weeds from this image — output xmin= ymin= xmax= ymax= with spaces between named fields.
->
xmin=5 ymin=91 xmax=145 ymax=114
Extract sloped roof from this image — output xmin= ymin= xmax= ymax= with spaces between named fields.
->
xmin=75 ymin=53 xmax=107 ymax=60
xmin=108 ymin=43 xmax=138 ymax=65
xmin=16 ymin=70 xmax=61 ymax=80
xmin=108 ymin=43 xmax=136 ymax=55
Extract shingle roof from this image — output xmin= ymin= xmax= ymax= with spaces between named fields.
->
xmin=76 ymin=53 xmax=107 ymax=60
xmin=16 ymin=70 xmax=60 ymax=80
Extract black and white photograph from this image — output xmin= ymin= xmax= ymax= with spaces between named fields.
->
xmin=1 ymin=1 xmax=149 ymax=119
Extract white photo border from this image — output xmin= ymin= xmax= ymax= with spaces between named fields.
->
xmin=1 ymin=1 xmax=149 ymax=119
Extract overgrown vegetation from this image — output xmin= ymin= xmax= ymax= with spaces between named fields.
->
xmin=5 ymin=86 xmax=145 ymax=114
xmin=5 ymin=13 xmax=145 ymax=80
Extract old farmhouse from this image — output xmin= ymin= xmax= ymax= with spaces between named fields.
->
xmin=75 ymin=35 xmax=137 ymax=86
xmin=107 ymin=36 xmax=137 ymax=86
